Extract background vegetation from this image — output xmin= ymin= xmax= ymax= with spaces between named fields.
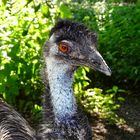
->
xmin=0 ymin=0 xmax=140 ymax=125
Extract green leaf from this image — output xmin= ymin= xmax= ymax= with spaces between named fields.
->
xmin=59 ymin=4 xmax=72 ymax=18
xmin=112 ymin=86 xmax=118 ymax=93
xmin=34 ymin=4 xmax=41 ymax=13
xmin=2 ymin=0 xmax=7 ymax=5
xmin=117 ymin=97 xmax=125 ymax=102
xmin=22 ymin=30 xmax=28 ymax=36
xmin=41 ymin=5 xmax=50 ymax=17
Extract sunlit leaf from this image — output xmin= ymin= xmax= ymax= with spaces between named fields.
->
xmin=59 ymin=4 xmax=72 ymax=18
xmin=41 ymin=5 xmax=50 ymax=17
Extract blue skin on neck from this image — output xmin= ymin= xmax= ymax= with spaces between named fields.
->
xmin=46 ymin=57 xmax=77 ymax=123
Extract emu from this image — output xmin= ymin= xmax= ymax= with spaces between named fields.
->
xmin=0 ymin=20 xmax=111 ymax=140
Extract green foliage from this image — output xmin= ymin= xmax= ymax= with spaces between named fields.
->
xmin=71 ymin=1 xmax=98 ymax=31
xmin=74 ymin=68 xmax=125 ymax=124
xmin=98 ymin=3 xmax=140 ymax=83
xmin=0 ymin=0 xmax=72 ymax=117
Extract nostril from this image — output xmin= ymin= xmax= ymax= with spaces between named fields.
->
xmin=94 ymin=62 xmax=100 ymax=66
xmin=92 ymin=60 xmax=101 ymax=66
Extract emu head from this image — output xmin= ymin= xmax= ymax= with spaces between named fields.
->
xmin=44 ymin=20 xmax=111 ymax=76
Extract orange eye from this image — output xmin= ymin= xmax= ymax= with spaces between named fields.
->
xmin=58 ymin=42 xmax=69 ymax=53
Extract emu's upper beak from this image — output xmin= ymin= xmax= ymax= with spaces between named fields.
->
xmin=86 ymin=50 xmax=111 ymax=76
xmin=77 ymin=48 xmax=111 ymax=76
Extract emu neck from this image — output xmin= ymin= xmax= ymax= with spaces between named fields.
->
xmin=46 ymin=57 xmax=77 ymax=122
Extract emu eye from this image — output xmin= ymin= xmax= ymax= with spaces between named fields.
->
xmin=58 ymin=42 xmax=70 ymax=54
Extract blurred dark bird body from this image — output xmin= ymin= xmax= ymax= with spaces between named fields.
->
xmin=0 ymin=99 xmax=36 ymax=140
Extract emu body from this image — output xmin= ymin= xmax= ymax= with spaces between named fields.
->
xmin=0 ymin=20 xmax=111 ymax=140
xmin=0 ymin=99 xmax=36 ymax=140
xmin=39 ymin=20 xmax=111 ymax=139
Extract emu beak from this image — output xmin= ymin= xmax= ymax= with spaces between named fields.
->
xmin=87 ymin=50 xmax=111 ymax=76
xmin=78 ymin=48 xmax=111 ymax=76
